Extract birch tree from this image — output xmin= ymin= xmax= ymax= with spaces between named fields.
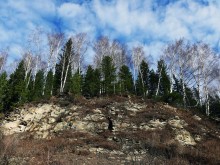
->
xmin=71 ymin=33 xmax=88 ymax=74
xmin=22 ymin=51 xmax=34 ymax=89
xmin=165 ymin=39 xmax=192 ymax=108
xmin=200 ymin=46 xmax=219 ymax=116
xmin=42 ymin=32 xmax=64 ymax=95
xmin=163 ymin=43 xmax=178 ymax=93
xmin=93 ymin=37 xmax=111 ymax=94
xmin=59 ymin=39 xmax=74 ymax=94
xmin=131 ymin=45 xmax=145 ymax=94
xmin=28 ymin=27 xmax=44 ymax=84
xmin=0 ymin=48 xmax=8 ymax=74
xmin=155 ymin=59 xmax=170 ymax=97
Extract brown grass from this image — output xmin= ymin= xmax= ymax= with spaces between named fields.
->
xmin=1 ymin=96 xmax=220 ymax=164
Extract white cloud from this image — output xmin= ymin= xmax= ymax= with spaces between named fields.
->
xmin=58 ymin=3 xmax=84 ymax=18
xmin=1 ymin=0 xmax=220 ymax=66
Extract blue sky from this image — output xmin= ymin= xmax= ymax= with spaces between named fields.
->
xmin=1 ymin=0 xmax=220 ymax=65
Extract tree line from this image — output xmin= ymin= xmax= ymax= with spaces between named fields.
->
xmin=0 ymin=29 xmax=220 ymax=117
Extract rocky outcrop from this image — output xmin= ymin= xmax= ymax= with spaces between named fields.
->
xmin=0 ymin=101 xmax=205 ymax=147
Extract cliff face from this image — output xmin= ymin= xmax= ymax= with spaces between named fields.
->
xmin=0 ymin=96 xmax=220 ymax=165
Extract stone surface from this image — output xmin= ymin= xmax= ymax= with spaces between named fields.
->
xmin=193 ymin=115 xmax=202 ymax=121
xmin=168 ymin=118 xmax=187 ymax=129
xmin=175 ymin=129 xmax=196 ymax=145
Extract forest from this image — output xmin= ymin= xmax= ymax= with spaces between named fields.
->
xmin=0 ymin=29 xmax=220 ymax=117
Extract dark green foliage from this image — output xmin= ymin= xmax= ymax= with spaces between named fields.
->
xmin=173 ymin=75 xmax=182 ymax=94
xmin=118 ymin=65 xmax=133 ymax=94
xmin=101 ymin=56 xmax=116 ymax=95
xmin=53 ymin=63 xmax=61 ymax=95
xmin=164 ymin=92 xmax=183 ymax=105
xmin=209 ymin=94 xmax=220 ymax=116
xmin=0 ymin=72 xmax=8 ymax=112
xmin=54 ymin=39 xmax=73 ymax=95
xmin=83 ymin=66 xmax=101 ymax=97
xmin=6 ymin=60 xmax=27 ymax=109
xmin=156 ymin=60 xmax=170 ymax=97
xmin=32 ymin=70 xmax=44 ymax=101
xmin=93 ymin=68 xmax=101 ymax=96
xmin=44 ymin=70 xmax=54 ymax=98
xmin=148 ymin=69 xmax=158 ymax=97
xmin=136 ymin=60 xmax=150 ymax=97
xmin=185 ymin=86 xmax=196 ymax=107
xmin=26 ymin=75 xmax=34 ymax=102
xmin=1 ymin=46 xmax=219 ymax=118
xmin=71 ymin=70 xmax=82 ymax=96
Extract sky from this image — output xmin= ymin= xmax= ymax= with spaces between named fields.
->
xmin=1 ymin=0 xmax=220 ymax=65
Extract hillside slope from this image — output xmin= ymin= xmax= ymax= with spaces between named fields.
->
xmin=0 ymin=96 xmax=220 ymax=165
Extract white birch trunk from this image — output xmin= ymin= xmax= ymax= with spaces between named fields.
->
xmin=156 ymin=67 xmax=162 ymax=96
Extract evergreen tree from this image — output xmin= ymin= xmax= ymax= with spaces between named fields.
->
xmin=71 ymin=69 xmax=82 ymax=96
xmin=101 ymin=56 xmax=116 ymax=95
xmin=6 ymin=60 xmax=27 ymax=109
xmin=0 ymin=72 xmax=8 ymax=112
xmin=136 ymin=60 xmax=149 ymax=97
xmin=44 ymin=70 xmax=54 ymax=98
xmin=118 ymin=65 xmax=133 ymax=94
xmin=54 ymin=39 xmax=73 ymax=95
xmin=83 ymin=65 xmax=101 ymax=97
xmin=185 ymin=86 xmax=196 ymax=107
xmin=26 ymin=75 xmax=34 ymax=102
xmin=148 ymin=69 xmax=158 ymax=97
xmin=93 ymin=68 xmax=101 ymax=96
xmin=53 ymin=63 xmax=61 ymax=95
xmin=156 ymin=59 xmax=170 ymax=98
xmin=164 ymin=75 xmax=183 ymax=105
xmin=209 ymin=94 xmax=220 ymax=116
xmin=32 ymin=70 xmax=44 ymax=101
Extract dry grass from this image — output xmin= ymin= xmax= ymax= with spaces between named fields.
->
xmin=1 ymin=96 xmax=220 ymax=164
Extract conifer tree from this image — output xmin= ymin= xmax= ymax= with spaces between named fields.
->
xmin=0 ymin=72 xmax=8 ymax=112
xmin=101 ymin=56 xmax=116 ymax=95
xmin=136 ymin=60 xmax=150 ymax=97
xmin=54 ymin=39 xmax=73 ymax=95
xmin=6 ymin=60 xmax=27 ymax=108
xmin=155 ymin=59 xmax=170 ymax=98
xmin=93 ymin=68 xmax=101 ymax=96
xmin=71 ymin=69 xmax=82 ymax=96
xmin=118 ymin=65 xmax=133 ymax=94
xmin=44 ymin=70 xmax=54 ymax=98
xmin=83 ymin=65 xmax=98 ymax=97
xmin=165 ymin=75 xmax=183 ymax=105
xmin=148 ymin=69 xmax=158 ymax=97
xmin=32 ymin=70 xmax=44 ymax=101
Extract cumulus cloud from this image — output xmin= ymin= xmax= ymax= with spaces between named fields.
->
xmin=0 ymin=0 xmax=220 ymax=65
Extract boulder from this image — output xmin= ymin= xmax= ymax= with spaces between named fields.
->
xmin=175 ymin=129 xmax=196 ymax=145
xmin=168 ymin=118 xmax=187 ymax=129
xmin=193 ymin=115 xmax=202 ymax=121
xmin=53 ymin=122 xmax=68 ymax=132
xmin=148 ymin=119 xmax=166 ymax=129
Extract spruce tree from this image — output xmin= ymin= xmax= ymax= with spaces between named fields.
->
xmin=136 ymin=60 xmax=150 ymax=97
xmin=0 ymin=72 xmax=8 ymax=112
xmin=54 ymin=39 xmax=73 ymax=95
xmin=6 ymin=60 xmax=27 ymax=109
xmin=71 ymin=69 xmax=82 ymax=96
xmin=165 ymin=75 xmax=183 ymax=105
xmin=101 ymin=56 xmax=116 ymax=95
xmin=83 ymin=68 xmax=101 ymax=97
xmin=93 ymin=68 xmax=101 ymax=96
xmin=148 ymin=69 xmax=158 ymax=97
xmin=156 ymin=59 xmax=170 ymax=98
xmin=119 ymin=65 xmax=133 ymax=94
xmin=32 ymin=70 xmax=44 ymax=101
xmin=44 ymin=70 xmax=54 ymax=98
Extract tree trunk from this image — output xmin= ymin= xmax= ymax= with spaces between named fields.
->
xmin=156 ymin=67 xmax=162 ymax=96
